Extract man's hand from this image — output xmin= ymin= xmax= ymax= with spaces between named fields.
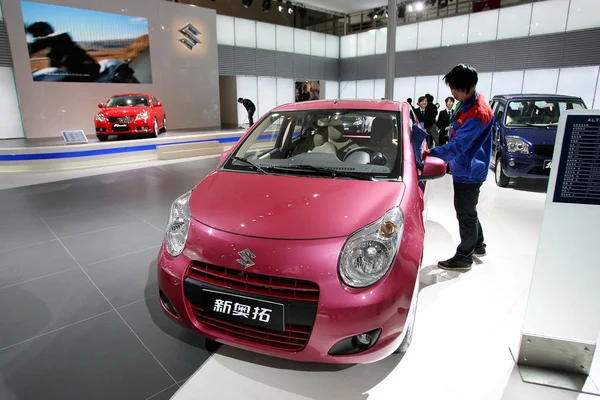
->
xmin=421 ymin=149 xmax=430 ymax=161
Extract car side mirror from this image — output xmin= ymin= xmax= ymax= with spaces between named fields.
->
xmin=154 ymin=102 xmax=162 ymax=107
xmin=420 ymin=156 xmax=446 ymax=180
xmin=98 ymin=103 xmax=104 ymax=109
xmin=220 ymin=148 xmax=233 ymax=164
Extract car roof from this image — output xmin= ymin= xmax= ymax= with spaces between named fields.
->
xmin=492 ymin=93 xmax=584 ymax=102
xmin=110 ymin=93 xmax=151 ymax=97
xmin=272 ymin=99 xmax=401 ymax=112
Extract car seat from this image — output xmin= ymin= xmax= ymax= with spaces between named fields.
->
xmin=310 ymin=129 xmax=337 ymax=155
xmin=370 ymin=117 xmax=397 ymax=166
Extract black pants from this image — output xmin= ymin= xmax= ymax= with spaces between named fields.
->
xmin=453 ymin=181 xmax=485 ymax=261
xmin=247 ymin=107 xmax=256 ymax=125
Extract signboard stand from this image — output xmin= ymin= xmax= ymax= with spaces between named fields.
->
xmin=61 ymin=130 xmax=88 ymax=144
xmin=510 ymin=110 xmax=600 ymax=395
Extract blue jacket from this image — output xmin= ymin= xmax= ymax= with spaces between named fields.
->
xmin=430 ymin=92 xmax=494 ymax=184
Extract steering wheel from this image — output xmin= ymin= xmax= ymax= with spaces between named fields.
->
xmin=342 ymin=146 xmax=388 ymax=166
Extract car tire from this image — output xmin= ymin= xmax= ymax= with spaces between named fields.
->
xmin=150 ymin=118 xmax=159 ymax=138
xmin=160 ymin=116 xmax=167 ymax=133
xmin=97 ymin=135 xmax=108 ymax=142
xmin=495 ymin=156 xmax=510 ymax=187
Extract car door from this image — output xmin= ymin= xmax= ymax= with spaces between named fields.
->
xmin=491 ymin=101 xmax=505 ymax=166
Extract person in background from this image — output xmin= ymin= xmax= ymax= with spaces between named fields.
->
xmin=422 ymin=64 xmax=494 ymax=272
xmin=436 ymin=96 xmax=455 ymax=146
xmin=425 ymin=93 xmax=440 ymax=147
xmin=238 ymin=97 xmax=256 ymax=125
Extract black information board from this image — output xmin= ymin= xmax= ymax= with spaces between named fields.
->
xmin=553 ymin=115 xmax=600 ymax=206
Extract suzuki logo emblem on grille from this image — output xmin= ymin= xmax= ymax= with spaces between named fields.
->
xmin=178 ymin=23 xmax=201 ymax=51
xmin=237 ymin=248 xmax=256 ymax=269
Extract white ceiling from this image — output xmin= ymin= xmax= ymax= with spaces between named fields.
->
xmin=296 ymin=0 xmax=389 ymax=14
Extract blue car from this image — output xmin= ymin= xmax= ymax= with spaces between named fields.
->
xmin=489 ymin=94 xmax=587 ymax=187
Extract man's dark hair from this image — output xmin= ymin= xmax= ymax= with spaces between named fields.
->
xmin=237 ymin=98 xmax=243 ymax=102
xmin=425 ymin=93 xmax=434 ymax=103
xmin=445 ymin=96 xmax=455 ymax=103
xmin=443 ymin=64 xmax=478 ymax=92
xmin=407 ymin=98 xmax=413 ymax=104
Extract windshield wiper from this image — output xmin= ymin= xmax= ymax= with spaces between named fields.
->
xmin=232 ymin=157 xmax=268 ymax=174
xmin=526 ymin=122 xmax=559 ymax=128
xmin=267 ymin=164 xmax=375 ymax=181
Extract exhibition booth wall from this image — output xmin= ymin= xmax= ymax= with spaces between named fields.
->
xmin=2 ymin=0 xmax=221 ymax=139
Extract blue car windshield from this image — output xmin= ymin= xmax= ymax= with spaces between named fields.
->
xmin=505 ymin=100 xmax=585 ymax=127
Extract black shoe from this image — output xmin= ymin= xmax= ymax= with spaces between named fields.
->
xmin=438 ymin=256 xmax=472 ymax=271
xmin=473 ymin=246 xmax=487 ymax=257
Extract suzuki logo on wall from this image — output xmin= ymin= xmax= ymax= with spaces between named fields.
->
xmin=179 ymin=23 xmax=201 ymax=51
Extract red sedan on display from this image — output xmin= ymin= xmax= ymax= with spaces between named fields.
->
xmin=95 ymin=93 xmax=166 ymax=141
xmin=157 ymin=99 xmax=446 ymax=364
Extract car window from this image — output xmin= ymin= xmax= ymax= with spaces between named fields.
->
xmin=505 ymin=100 xmax=585 ymax=127
xmin=106 ymin=96 xmax=149 ymax=107
xmin=494 ymin=102 xmax=505 ymax=124
xmin=226 ymin=110 xmax=402 ymax=180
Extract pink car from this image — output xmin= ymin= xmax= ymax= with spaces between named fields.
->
xmin=157 ymin=100 xmax=446 ymax=364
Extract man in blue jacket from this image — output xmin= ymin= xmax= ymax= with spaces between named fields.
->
xmin=425 ymin=64 xmax=494 ymax=271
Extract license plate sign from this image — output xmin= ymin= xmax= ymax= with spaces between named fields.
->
xmin=113 ymin=123 xmax=128 ymax=128
xmin=201 ymin=289 xmax=285 ymax=332
xmin=544 ymin=160 xmax=552 ymax=169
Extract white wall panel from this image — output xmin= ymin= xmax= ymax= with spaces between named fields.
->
xmin=236 ymin=76 xmax=258 ymax=124
xmin=340 ymin=81 xmax=357 ymax=99
xmin=374 ymin=79 xmax=385 ymax=100
xmin=216 ymin=15 xmax=235 ymax=46
xmin=375 ymin=28 xmax=387 ymax=55
xmin=567 ymin=0 xmax=600 ymax=31
xmin=557 ymin=66 xmax=600 ymax=108
xmin=477 ymin=72 xmax=494 ymax=100
xmin=497 ymin=4 xmax=531 ymax=40
xmin=417 ymin=20 xmax=442 ymax=49
xmin=530 ymin=0 xmax=568 ymax=36
xmin=294 ymin=29 xmax=311 ymax=55
xmin=441 ymin=15 xmax=469 ymax=47
xmin=438 ymin=75 xmax=452 ymax=103
xmin=522 ymin=69 xmax=560 ymax=94
xmin=357 ymin=31 xmax=376 ymax=57
xmin=341 ymin=34 xmax=358 ymax=59
xmin=491 ymin=70 xmax=524 ymax=98
xmin=0 ymin=67 xmax=25 ymax=139
xmin=310 ymin=32 xmax=326 ymax=57
xmin=234 ymin=18 xmax=256 ymax=48
xmin=256 ymin=22 xmax=276 ymax=51
xmin=468 ymin=10 xmax=499 ymax=43
xmin=276 ymin=78 xmax=295 ymax=105
xmin=356 ymin=80 xmax=375 ymax=99
xmin=326 ymin=34 xmax=340 ymax=59
xmin=396 ymin=24 xmax=418 ymax=52
xmin=257 ymin=77 xmax=277 ymax=118
xmin=415 ymin=75 xmax=439 ymax=104
xmin=276 ymin=26 xmax=295 ymax=53
xmin=325 ymin=80 xmax=340 ymax=100
xmin=394 ymin=77 xmax=416 ymax=103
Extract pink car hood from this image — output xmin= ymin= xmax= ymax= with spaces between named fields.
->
xmin=189 ymin=171 xmax=405 ymax=240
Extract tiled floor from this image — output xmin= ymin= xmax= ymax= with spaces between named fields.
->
xmin=0 ymin=158 xmax=220 ymax=400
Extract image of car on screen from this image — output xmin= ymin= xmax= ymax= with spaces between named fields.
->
xmin=21 ymin=1 xmax=152 ymax=83
xmin=95 ymin=94 xmax=166 ymax=141
xmin=156 ymin=99 xmax=447 ymax=364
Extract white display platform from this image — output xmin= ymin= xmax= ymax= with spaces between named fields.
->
xmin=513 ymin=110 xmax=600 ymax=395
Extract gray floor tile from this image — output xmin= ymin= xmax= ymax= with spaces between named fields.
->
xmin=122 ymin=203 xmax=171 ymax=231
xmin=0 ymin=240 xmax=78 ymax=289
xmin=0 ymin=311 xmax=175 ymax=400
xmin=85 ymin=246 xmax=160 ymax=308
xmin=43 ymin=206 xmax=140 ymax=238
xmin=0 ymin=218 xmax=55 ymax=254
xmin=0 ymin=207 xmax=42 ymax=229
xmin=61 ymin=220 xmax=164 ymax=266
xmin=0 ymin=268 xmax=111 ymax=349
xmin=119 ymin=296 xmax=211 ymax=381
xmin=147 ymin=384 xmax=179 ymax=400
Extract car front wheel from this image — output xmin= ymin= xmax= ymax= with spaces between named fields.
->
xmin=150 ymin=118 xmax=159 ymax=138
xmin=495 ymin=156 xmax=510 ymax=187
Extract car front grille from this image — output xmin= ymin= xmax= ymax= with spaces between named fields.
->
xmin=184 ymin=262 xmax=320 ymax=352
xmin=108 ymin=116 xmax=133 ymax=123
xmin=532 ymin=144 xmax=554 ymax=158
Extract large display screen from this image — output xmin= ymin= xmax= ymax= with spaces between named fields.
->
xmin=295 ymin=80 xmax=320 ymax=102
xmin=21 ymin=1 xmax=152 ymax=84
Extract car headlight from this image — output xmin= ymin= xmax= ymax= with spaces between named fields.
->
xmin=506 ymin=136 xmax=530 ymax=154
xmin=165 ymin=190 xmax=193 ymax=257
xmin=339 ymin=207 xmax=404 ymax=288
xmin=135 ymin=110 xmax=150 ymax=121
xmin=95 ymin=113 xmax=106 ymax=122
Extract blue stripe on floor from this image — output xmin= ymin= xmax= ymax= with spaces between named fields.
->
xmin=0 ymin=135 xmax=244 ymax=162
